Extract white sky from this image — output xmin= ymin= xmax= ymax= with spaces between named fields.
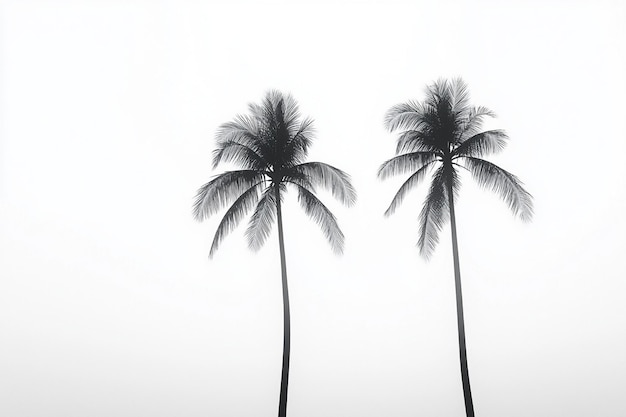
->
xmin=1 ymin=1 xmax=625 ymax=416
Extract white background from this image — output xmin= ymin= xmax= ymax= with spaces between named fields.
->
xmin=1 ymin=1 xmax=625 ymax=416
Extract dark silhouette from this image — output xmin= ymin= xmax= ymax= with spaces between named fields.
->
xmin=378 ymin=78 xmax=533 ymax=417
xmin=193 ymin=91 xmax=356 ymax=417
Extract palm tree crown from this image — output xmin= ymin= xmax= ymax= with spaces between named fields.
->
xmin=378 ymin=78 xmax=533 ymax=258
xmin=193 ymin=90 xmax=357 ymax=256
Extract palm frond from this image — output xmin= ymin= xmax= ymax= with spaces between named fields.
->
xmin=384 ymin=161 xmax=436 ymax=216
xmin=283 ymin=169 xmax=314 ymax=190
xmin=283 ymin=117 xmax=315 ymax=166
xmin=259 ymin=90 xmax=283 ymax=118
xmin=377 ymin=152 xmax=438 ymax=180
xmin=294 ymin=184 xmax=345 ymax=254
xmin=384 ymin=101 xmax=426 ymax=132
xmin=258 ymin=90 xmax=299 ymax=126
xmin=247 ymin=96 xmax=281 ymax=160
xmin=245 ymin=186 xmax=278 ymax=251
xmin=273 ymin=97 xmax=291 ymax=148
xmin=208 ymin=183 xmax=263 ymax=258
xmin=424 ymin=79 xmax=447 ymax=107
xmin=424 ymin=78 xmax=468 ymax=113
xmin=278 ymin=93 xmax=302 ymax=135
xmin=212 ymin=141 xmax=266 ymax=170
xmin=453 ymin=130 xmax=508 ymax=158
xmin=462 ymin=156 xmax=533 ymax=221
xmin=193 ymin=170 xmax=265 ymax=221
xmin=456 ymin=106 xmax=496 ymax=142
xmin=215 ymin=114 xmax=270 ymax=166
xmin=215 ymin=115 xmax=261 ymax=146
xmin=394 ymin=130 xmax=441 ymax=154
xmin=448 ymin=77 xmax=471 ymax=116
xmin=216 ymin=114 xmax=260 ymax=137
xmin=251 ymin=90 xmax=313 ymax=172
xmin=289 ymin=162 xmax=357 ymax=206
xmin=417 ymin=166 xmax=450 ymax=259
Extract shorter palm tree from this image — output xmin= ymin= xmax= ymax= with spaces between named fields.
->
xmin=378 ymin=78 xmax=533 ymax=417
xmin=193 ymin=90 xmax=356 ymax=417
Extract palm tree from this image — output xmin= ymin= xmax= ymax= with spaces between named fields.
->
xmin=378 ymin=78 xmax=533 ymax=417
xmin=193 ymin=90 xmax=356 ymax=417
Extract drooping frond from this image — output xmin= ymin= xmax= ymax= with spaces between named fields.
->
xmin=245 ymin=186 xmax=278 ymax=251
xmin=453 ymin=130 xmax=509 ymax=158
xmin=193 ymin=170 xmax=265 ymax=221
xmin=377 ymin=152 xmax=439 ymax=180
xmin=384 ymin=101 xmax=426 ymax=132
xmin=384 ymin=161 xmax=436 ymax=217
xmin=417 ymin=166 xmax=450 ymax=259
xmin=294 ymin=184 xmax=345 ymax=254
xmin=288 ymin=162 xmax=357 ymax=206
xmin=461 ymin=156 xmax=534 ymax=221
xmin=209 ymin=183 xmax=263 ymax=258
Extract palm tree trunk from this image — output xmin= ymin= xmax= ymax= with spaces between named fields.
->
xmin=274 ymin=184 xmax=291 ymax=417
xmin=447 ymin=179 xmax=475 ymax=417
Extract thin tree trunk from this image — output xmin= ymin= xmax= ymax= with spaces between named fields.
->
xmin=447 ymin=179 xmax=475 ymax=417
xmin=274 ymin=184 xmax=291 ymax=417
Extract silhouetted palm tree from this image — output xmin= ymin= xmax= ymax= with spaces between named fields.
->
xmin=378 ymin=78 xmax=533 ymax=417
xmin=193 ymin=91 xmax=356 ymax=417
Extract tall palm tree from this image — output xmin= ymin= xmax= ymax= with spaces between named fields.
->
xmin=193 ymin=90 xmax=356 ymax=417
xmin=378 ymin=78 xmax=533 ymax=417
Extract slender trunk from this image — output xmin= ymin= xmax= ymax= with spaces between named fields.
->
xmin=447 ymin=178 xmax=475 ymax=417
xmin=274 ymin=184 xmax=291 ymax=417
